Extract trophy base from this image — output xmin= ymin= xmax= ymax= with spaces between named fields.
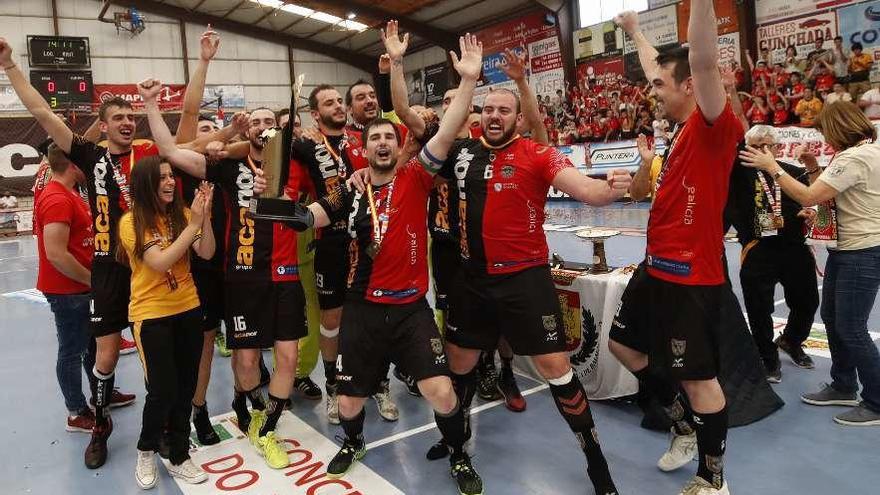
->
xmin=247 ymin=198 xmax=301 ymax=222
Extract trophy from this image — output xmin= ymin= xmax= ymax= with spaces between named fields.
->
xmin=575 ymin=228 xmax=621 ymax=274
xmin=248 ymin=74 xmax=306 ymax=221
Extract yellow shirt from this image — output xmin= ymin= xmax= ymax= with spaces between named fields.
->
xmin=849 ymin=53 xmax=874 ymax=73
xmin=796 ymin=98 xmax=823 ymax=126
xmin=649 ymin=155 xmax=663 ymax=196
xmin=118 ymin=210 xmax=200 ymax=322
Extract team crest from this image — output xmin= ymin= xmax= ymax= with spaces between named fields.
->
xmin=542 ymin=314 xmax=558 ymax=332
xmin=570 ymin=308 xmax=600 ymax=376
xmin=430 ymin=338 xmax=444 ymax=355
xmin=671 ymin=338 xmax=687 ymax=357
xmin=501 ymin=164 xmax=515 ymax=178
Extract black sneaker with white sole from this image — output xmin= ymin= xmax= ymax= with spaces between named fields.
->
xmin=294 ymin=377 xmax=323 ymax=400
xmin=327 ymin=436 xmax=366 ymax=478
xmin=765 ymin=360 xmax=782 ymax=384
xmin=450 ymin=452 xmax=483 ymax=495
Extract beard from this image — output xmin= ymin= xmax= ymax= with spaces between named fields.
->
xmin=320 ymin=112 xmax=346 ymax=130
xmin=482 ymin=122 xmax=517 ymax=146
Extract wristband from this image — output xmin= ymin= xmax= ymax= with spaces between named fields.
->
xmin=772 ymin=168 xmax=787 ymax=180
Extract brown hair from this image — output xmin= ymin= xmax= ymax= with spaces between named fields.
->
xmin=117 ymin=155 xmax=187 ymax=262
xmin=98 ymin=97 xmax=133 ymax=122
xmin=655 ymin=46 xmax=691 ymax=84
xmin=46 ymin=143 xmax=71 ymax=173
xmin=815 ymin=101 xmax=877 ymax=151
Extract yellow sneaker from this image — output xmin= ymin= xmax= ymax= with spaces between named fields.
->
xmin=258 ymin=431 xmax=290 ymax=469
xmin=248 ymin=409 xmax=266 ymax=449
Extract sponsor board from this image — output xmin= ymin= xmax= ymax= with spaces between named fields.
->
xmin=169 ymin=410 xmax=403 ymax=495
xmin=573 ymin=21 xmax=623 ymax=62
xmin=756 ymin=0 xmax=857 ymax=25
xmin=424 ymin=62 xmax=449 ymax=106
xmin=757 ymin=12 xmax=838 ymax=63
xmin=718 ymin=32 xmax=742 ymax=67
xmin=93 ymin=83 xmax=186 ymax=110
xmin=201 ymin=85 xmax=246 ymax=109
xmin=623 ymin=5 xmax=679 ymax=55
xmin=0 ymin=85 xmax=25 ymax=112
xmin=838 ymin=0 xmax=880 ymax=81
xmin=529 ymin=67 xmax=566 ymax=100
xmin=772 ymin=121 xmax=880 ymax=167
xmin=677 ymin=0 xmax=740 ymax=39
xmin=576 ymin=56 xmax=625 ymax=87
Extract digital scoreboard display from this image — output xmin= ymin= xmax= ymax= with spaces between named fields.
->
xmin=29 ymin=70 xmax=93 ymax=110
xmin=27 ymin=36 xmax=90 ymax=67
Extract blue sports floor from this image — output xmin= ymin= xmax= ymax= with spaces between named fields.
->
xmin=1 ymin=202 xmax=877 ymax=494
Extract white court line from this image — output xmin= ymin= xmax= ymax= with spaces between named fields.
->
xmin=365 ymin=380 xmax=550 ymax=451
xmin=773 ymin=285 xmax=822 ymax=307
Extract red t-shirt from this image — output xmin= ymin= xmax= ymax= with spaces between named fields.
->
xmin=35 ymin=181 xmax=93 ymax=294
xmin=749 ymin=106 xmax=769 ymax=124
xmin=775 ymin=72 xmax=789 ymax=88
xmin=608 ymin=118 xmax=621 ymax=130
xmin=787 ymin=83 xmax=805 ymax=108
xmin=772 ymin=109 xmax=790 ymax=125
xmin=646 ymin=103 xmax=744 ymax=285
xmin=815 ymin=73 xmax=835 ymax=92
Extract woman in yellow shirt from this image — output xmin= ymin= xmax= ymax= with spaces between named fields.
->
xmin=118 ymin=155 xmax=215 ymax=489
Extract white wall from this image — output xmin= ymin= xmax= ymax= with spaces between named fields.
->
xmin=0 ymin=0 xmax=370 ymax=113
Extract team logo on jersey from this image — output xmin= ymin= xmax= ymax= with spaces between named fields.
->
xmin=501 ymin=164 xmax=515 ymax=178
xmin=430 ymin=338 xmax=444 ymax=356
xmin=671 ymin=338 xmax=687 ymax=368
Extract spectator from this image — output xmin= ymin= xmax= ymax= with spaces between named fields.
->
xmin=772 ymin=63 xmax=790 ymax=88
xmin=848 ymin=42 xmax=874 ymax=101
xmin=0 ymin=191 xmax=17 ymax=209
xmin=786 ymin=72 xmax=806 ymax=109
xmin=859 ymin=82 xmax=880 ymax=119
xmin=652 ymin=112 xmax=669 ymax=144
xmin=830 ymin=36 xmax=850 ymax=78
xmin=772 ymin=99 xmax=790 ymax=126
xmin=795 ymin=88 xmax=823 ymax=127
xmin=620 ymin=110 xmax=634 ymax=140
xmin=825 ymin=82 xmax=852 ymax=105
xmin=747 ymin=96 xmax=771 ymax=125
xmin=807 ymin=35 xmax=831 ymax=69
xmin=810 ymin=61 xmax=837 ymax=93
xmin=784 ymin=45 xmax=807 ymax=75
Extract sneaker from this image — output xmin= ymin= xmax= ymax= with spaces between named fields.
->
xmin=450 ymin=452 xmax=483 ymax=495
xmin=192 ymin=405 xmax=220 ymax=446
xmin=119 ymin=336 xmax=138 ymax=355
xmin=765 ymin=361 xmax=782 ymax=384
xmin=135 ymin=450 xmax=157 ymax=489
xmin=476 ymin=362 xmax=501 ymax=401
xmin=801 ymin=383 xmax=859 ymax=407
xmin=67 ymin=409 xmax=96 ymax=433
xmin=294 ymin=377 xmax=323 ymax=400
xmin=326 ymin=436 xmax=366 ymax=479
xmin=372 ymin=380 xmax=400 ymax=422
xmin=394 ymin=367 xmax=422 ymax=397
xmin=84 ymin=418 xmax=113 ymax=469
xmin=657 ymin=429 xmax=697 ymax=472
xmin=678 ymin=477 xmax=729 ymax=495
xmin=90 ymin=388 xmax=136 ymax=409
xmin=215 ymin=331 xmax=231 ymax=358
xmin=775 ymin=337 xmax=815 ymax=369
xmin=257 ymin=431 xmax=291 ymax=468
xmin=247 ymin=409 xmax=267 ymax=448
xmin=326 ymin=384 xmax=340 ymax=425
xmin=833 ymin=403 xmax=880 ymax=426
xmin=497 ymin=369 xmax=526 ymax=412
xmin=426 ymin=438 xmax=450 ymax=461
xmin=166 ymin=458 xmax=208 ymax=484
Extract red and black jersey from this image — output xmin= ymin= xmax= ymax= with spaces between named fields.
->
xmin=428 ymin=127 xmax=481 ymax=243
xmin=67 ymin=136 xmax=159 ymax=263
xmin=294 ymin=134 xmax=351 ymax=238
xmin=206 ymin=158 xmax=303 ymax=283
xmin=342 ymin=159 xmax=435 ymax=304
xmin=440 ymin=136 xmax=573 ymax=275
xmin=647 ymin=103 xmax=744 ymax=286
xmin=343 ymin=123 xmax=408 ymax=173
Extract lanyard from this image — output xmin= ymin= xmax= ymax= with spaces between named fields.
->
xmin=365 ymin=179 xmax=395 ymax=256
xmin=320 ymin=133 xmax=347 ymax=178
xmin=654 ymin=122 xmax=685 ymax=190
xmin=757 ymin=171 xmax=782 ymax=216
xmin=150 ymin=216 xmax=179 ymax=291
xmin=106 ymin=148 xmax=135 ymax=209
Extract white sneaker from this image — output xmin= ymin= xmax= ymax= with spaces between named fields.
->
xmin=657 ymin=429 xmax=697 ymax=472
xmin=135 ymin=450 xmax=157 ymax=489
xmin=167 ymin=458 xmax=208 ymax=484
xmin=678 ymin=477 xmax=729 ymax=495
xmin=372 ymin=380 xmax=399 ymax=422
xmin=327 ymin=388 xmax=340 ymax=425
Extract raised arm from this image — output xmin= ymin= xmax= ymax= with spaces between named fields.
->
xmin=500 ymin=47 xmax=548 ymax=144
xmin=614 ymin=11 xmax=659 ymax=81
xmin=138 ymin=79 xmax=207 ymax=178
xmin=420 ymin=34 xmax=482 ymax=173
xmin=0 ymin=38 xmax=73 ymax=152
xmin=176 ymin=27 xmax=220 ymax=144
xmin=552 ymin=167 xmax=632 ymax=206
xmin=629 ymin=134 xmax=656 ymax=201
xmin=178 ymin=112 xmax=248 ymax=153
xmin=688 ymin=0 xmax=726 ymax=123
xmin=722 ymin=65 xmax=748 ymax=131
xmin=82 ymin=117 xmax=102 ymax=143
xmin=381 ymin=20 xmax=425 ymax=137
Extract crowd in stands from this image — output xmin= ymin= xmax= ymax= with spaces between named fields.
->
xmin=540 ymin=35 xmax=880 ymax=146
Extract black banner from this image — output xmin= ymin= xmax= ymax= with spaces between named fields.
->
xmin=424 ymin=62 xmax=449 ymax=107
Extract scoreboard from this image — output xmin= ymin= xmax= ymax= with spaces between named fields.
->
xmin=27 ymin=36 xmax=90 ymax=67
xmin=29 ymin=70 xmax=93 ymax=110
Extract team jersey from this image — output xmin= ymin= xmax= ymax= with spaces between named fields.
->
xmin=646 ymin=102 xmax=744 ymax=285
xmin=294 ymin=134 xmax=351 ymax=238
xmin=428 ymin=127 xmax=482 ymax=243
xmin=338 ymin=159 xmax=435 ymax=304
xmin=67 ymin=136 xmax=159 ymax=263
xmin=440 ymin=136 xmax=573 ymax=275
xmin=343 ymin=123 xmax=409 ymax=172
xmin=206 ymin=157 xmax=302 ymax=283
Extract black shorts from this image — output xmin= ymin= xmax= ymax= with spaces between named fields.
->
xmin=192 ymin=265 xmax=224 ymax=332
xmin=608 ymin=262 xmax=651 ymax=354
xmin=314 ymin=236 xmax=349 ymax=310
xmin=446 ymin=264 xmax=565 ymax=356
xmin=430 ymin=240 xmax=460 ymax=311
xmin=223 ymin=280 xmax=308 ymax=349
xmin=337 ymin=297 xmax=448 ymax=397
xmin=89 ymin=261 xmax=131 ymax=337
xmin=644 ymin=273 xmax=724 ymax=381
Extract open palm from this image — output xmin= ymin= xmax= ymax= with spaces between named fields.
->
xmin=451 ymin=34 xmax=482 ymax=80
xmin=380 ymin=20 xmax=409 ymax=60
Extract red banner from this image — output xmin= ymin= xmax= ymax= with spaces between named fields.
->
xmin=677 ymin=0 xmax=740 ymax=41
xmin=474 ymin=11 xmax=560 ymax=55
xmin=577 ymin=56 xmax=625 ymax=86
xmin=93 ymin=83 xmax=186 ymax=110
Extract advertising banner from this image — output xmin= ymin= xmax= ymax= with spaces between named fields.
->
xmin=576 ymin=56 xmax=625 ymax=87
xmin=838 ymin=0 xmax=880 ymax=81
xmin=756 ymin=0 xmax=856 ymax=25
xmin=201 ymin=85 xmax=245 ymax=109
xmin=718 ymin=32 xmax=742 ymax=67
xmin=756 ymin=12 xmax=838 ymax=63
xmin=677 ymin=0 xmax=740 ymax=40
xmin=0 ymin=85 xmax=25 ymax=112
xmin=573 ymin=21 xmax=623 ymax=62
xmin=423 ymin=62 xmax=449 ymax=106
xmin=623 ymin=5 xmax=678 ymax=55
xmin=94 ymin=83 xmax=186 ymax=110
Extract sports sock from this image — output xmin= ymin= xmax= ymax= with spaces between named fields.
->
xmin=548 ymin=370 xmax=615 ymax=491
xmin=323 ymin=359 xmax=337 ymax=387
xmin=451 ymin=370 xmax=477 ymax=442
xmin=340 ymin=408 xmax=365 ymax=444
xmin=247 ymin=385 xmax=266 ymax=411
xmin=693 ymin=407 xmax=727 ymax=489
xmin=632 ymin=366 xmax=693 ymax=435
xmin=434 ymin=400 xmax=466 ymax=455
xmin=232 ymin=388 xmax=251 ymax=432
xmin=92 ymin=366 xmax=114 ymax=426
xmin=260 ymin=393 xmax=288 ymax=436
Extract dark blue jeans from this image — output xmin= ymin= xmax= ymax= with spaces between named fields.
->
xmin=821 ymin=246 xmax=880 ymax=412
xmin=45 ymin=293 xmax=96 ymax=414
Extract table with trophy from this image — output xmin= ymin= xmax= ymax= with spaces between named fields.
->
xmin=514 ymin=226 xmax=639 ymax=400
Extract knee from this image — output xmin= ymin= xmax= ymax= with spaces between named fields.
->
xmin=337 ymin=395 xmax=360 ymax=419
xmin=273 ymin=346 xmax=297 ymax=373
xmin=234 ymin=352 xmax=260 ymax=376
xmin=321 ymin=311 xmax=342 ymax=330
xmin=446 ymin=343 xmax=479 ymax=375
xmin=419 ymin=377 xmax=456 ymax=412
xmin=533 ymin=353 xmax=571 ymax=381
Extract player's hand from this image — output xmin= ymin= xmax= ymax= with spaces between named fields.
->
xmin=231 ymin=111 xmax=249 ymax=135
xmin=301 ymin=126 xmax=323 ymax=144
xmin=199 ymin=25 xmax=220 ymax=61
xmin=378 ymin=53 xmax=392 ymax=74
xmin=198 ymin=181 xmax=214 ymax=220
xmin=614 ymin=11 xmax=640 ymax=35
xmin=380 ymin=20 xmax=409 ymax=61
xmin=253 ymin=168 xmax=267 ymax=195
xmin=451 ymin=33 xmax=483 ymax=81
xmin=0 ymin=38 xmax=14 ymax=69
xmin=137 ymin=78 xmax=163 ymax=102
xmin=500 ymin=47 xmax=528 ymax=81
xmin=205 ymin=141 xmax=228 ymax=161
xmin=347 ymin=167 xmax=371 ymax=193
xmin=636 ymin=134 xmax=654 ymax=164
xmin=283 ymin=203 xmax=315 ymax=232
xmin=607 ymin=169 xmax=632 ymax=196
